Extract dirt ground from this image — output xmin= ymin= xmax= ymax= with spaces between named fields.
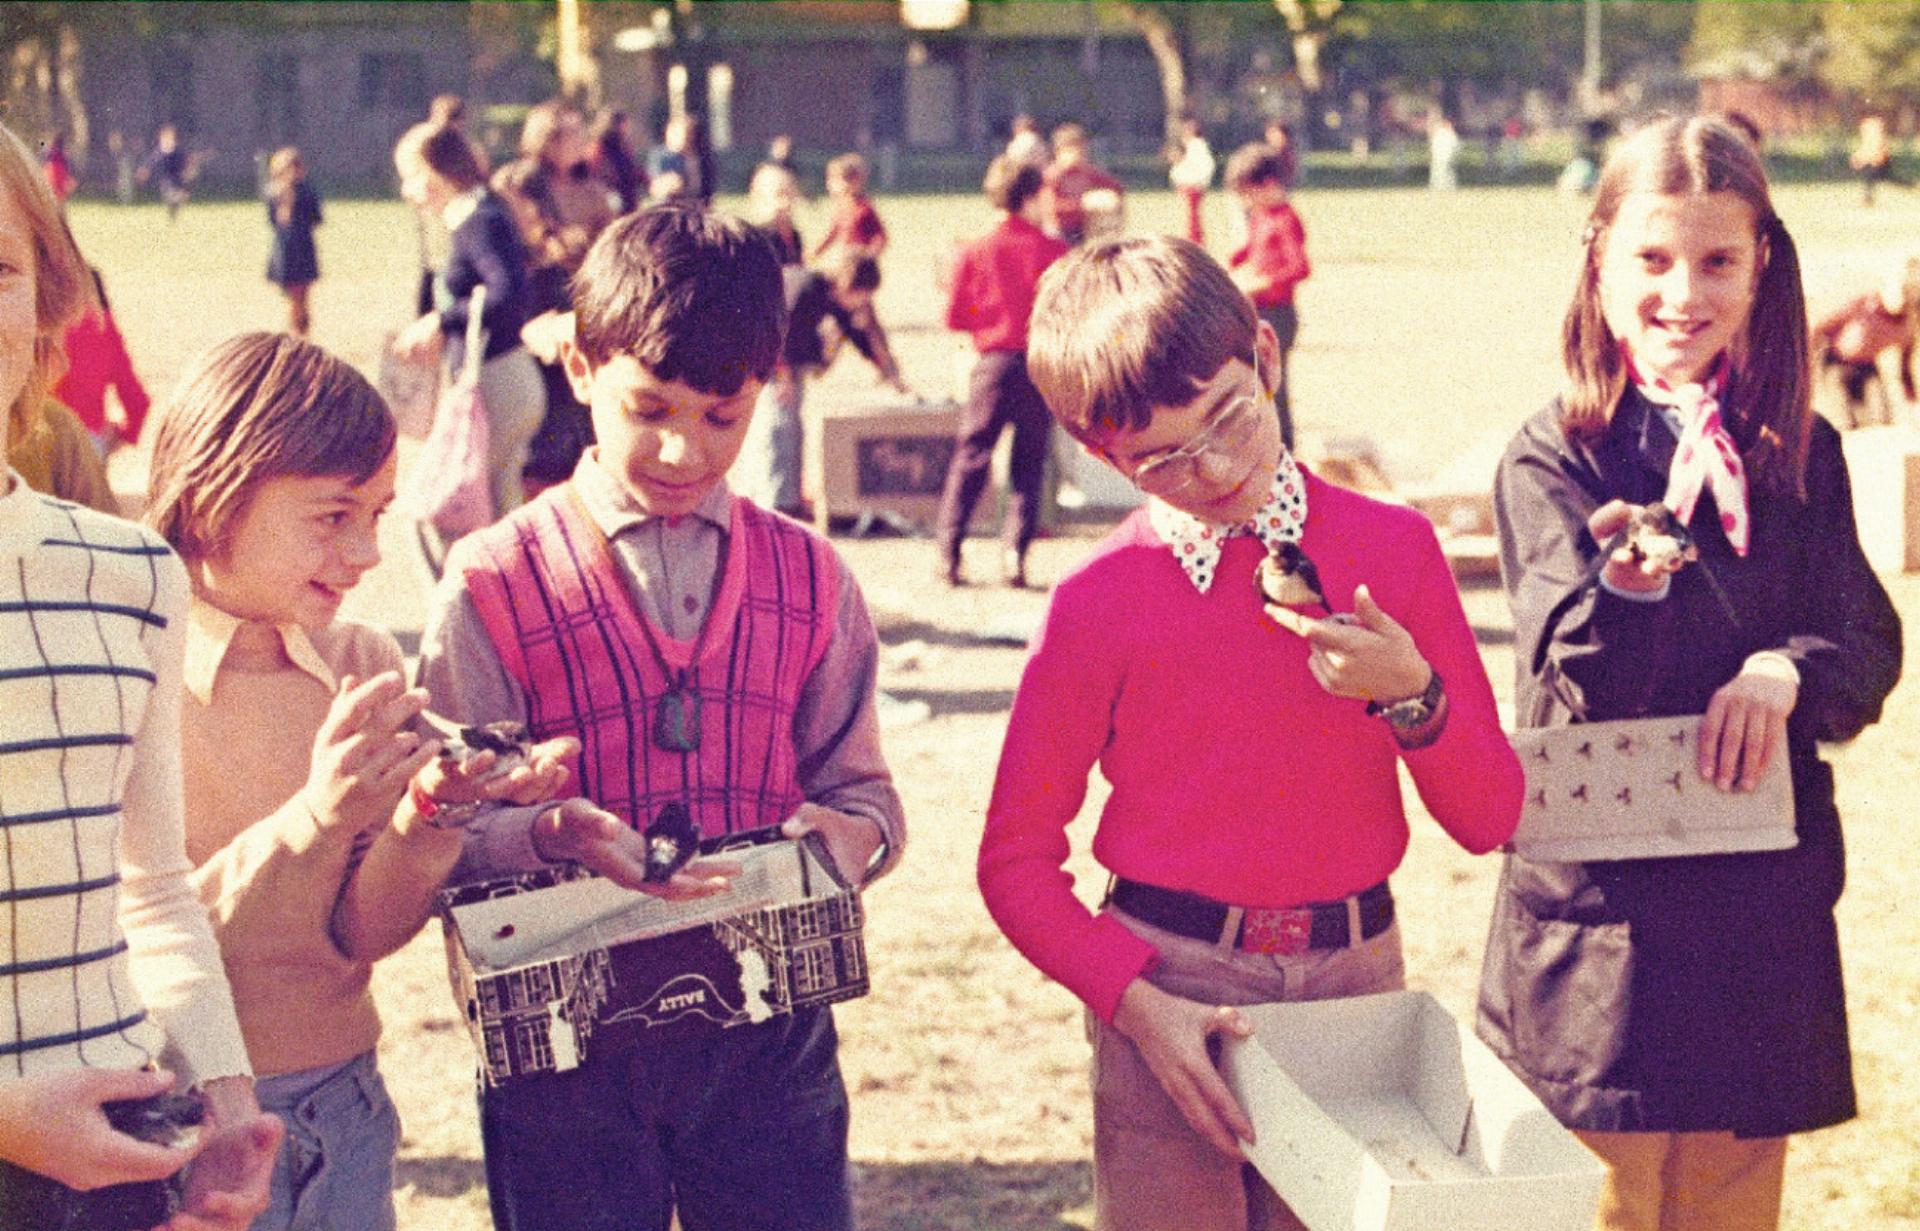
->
xmin=71 ymin=181 xmax=1920 ymax=1228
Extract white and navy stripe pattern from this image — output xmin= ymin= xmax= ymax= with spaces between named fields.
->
xmin=0 ymin=484 xmax=179 ymax=1077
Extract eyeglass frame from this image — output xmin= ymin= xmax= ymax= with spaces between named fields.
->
xmin=1113 ymin=360 xmax=1270 ymax=498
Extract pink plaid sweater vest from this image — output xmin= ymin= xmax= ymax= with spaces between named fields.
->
xmin=459 ymin=485 xmax=839 ymax=835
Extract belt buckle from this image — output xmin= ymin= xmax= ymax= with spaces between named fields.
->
xmin=1240 ymin=907 xmax=1312 ymax=955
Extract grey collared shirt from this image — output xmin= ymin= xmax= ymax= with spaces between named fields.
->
xmin=416 ymin=452 xmax=904 ymax=884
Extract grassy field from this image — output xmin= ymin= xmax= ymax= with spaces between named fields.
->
xmin=65 ymin=181 xmax=1920 ymax=1229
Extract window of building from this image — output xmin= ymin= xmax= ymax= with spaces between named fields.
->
xmin=794 ymin=945 xmax=835 ymax=994
xmin=256 ymin=52 xmax=300 ymax=145
xmin=358 ymin=52 xmax=427 ymax=112
xmin=791 ymin=901 xmax=826 ymax=941
xmin=516 ymin=1019 xmax=555 ymax=1072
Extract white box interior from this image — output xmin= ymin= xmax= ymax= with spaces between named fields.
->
xmin=1222 ymin=991 xmax=1604 ymax=1231
xmin=451 ymin=840 xmax=826 ymax=974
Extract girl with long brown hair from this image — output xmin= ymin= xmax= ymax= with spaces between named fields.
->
xmin=1480 ymin=114 xmax=1902 ymax=1231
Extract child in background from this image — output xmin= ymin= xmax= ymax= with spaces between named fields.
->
xmin=1168 ymin=115 xmax=1217 ymax=246
xmin=1225 ymin=142 xmax=1310 ymax=450
xmin=417 ymin=204 xmax=905 ymax=1231
xmin=1483 ymin=115 xmax=1903 ymax=1231
xmin=54 ymin=267 xmax=151 ymax=452
xmin=979 ymin=235 xmax=1521 ymax=1231
xmin=0 ymin=114 xmax=279 ymax=1231
xmin=145 ymin=332 xmax=574 ymax=1231
xmin=1849 ymin=114 xmax=1904 ymax=206
xmin=810 ymin=152 xmax=888 ymax=264
xmin=735 ymin=252 xmax=912 ymax=519
xmin=265 ymin=147 xmax=323 ymax=337
xmin=935 ymin=156 xmax=1069 ymax=588
xmin=747 ymin=159 xmax=806 ymax=267
xmin=1042 ymin=123 xmax=1125 ymax=246
xmin=1811 ymin=255 xmax=1920 ymax=428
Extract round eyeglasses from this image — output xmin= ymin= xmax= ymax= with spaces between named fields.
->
xmin=1128 ymin=371 xmax=1267 ymax=498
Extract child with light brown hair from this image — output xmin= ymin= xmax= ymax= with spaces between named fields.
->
xmin=145 ymin=331 xmax=576 ymax=1230
xmin=1483 ymin=114 xmax=1902 ymax=1231
xmin=979 ymin=235 xmax=1521 ymax=1230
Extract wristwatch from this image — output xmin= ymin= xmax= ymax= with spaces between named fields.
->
xmin=1366 ymin=669 xmax=1445 ymax=731
xmin=409 ymin=779 xmax=487 ymax=830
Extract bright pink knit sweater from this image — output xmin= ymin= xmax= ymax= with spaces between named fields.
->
xmin=977 ymin=472 xmax=1523 ymax=1023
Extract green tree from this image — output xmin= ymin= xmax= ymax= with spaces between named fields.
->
xmin=1688 ymin=0 xmax=1824 ymax=83
xmin=1821 ymin=0 xmax=1920 ymax=108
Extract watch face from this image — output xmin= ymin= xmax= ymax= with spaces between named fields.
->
xmin=1382 ymin=698 xmax=1432 ymax=729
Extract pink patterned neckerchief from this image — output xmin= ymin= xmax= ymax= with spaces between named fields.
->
xmin=1148 ymin=451 xmax=1309 ymax=594
xmin=1628 ymin=353 xmax=1750 ymax=557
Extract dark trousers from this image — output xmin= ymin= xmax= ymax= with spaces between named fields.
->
xmin=1256 ymin=302 xmax=1299 ymax=452
xmin=479 ymin=1007 xmax=853 ymax=1231
xmin=936 ymin=350 xmax=1053 ymax=565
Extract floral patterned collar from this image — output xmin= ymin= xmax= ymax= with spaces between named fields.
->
xmin=1147 ymin=451 xmax=1309 ymax=594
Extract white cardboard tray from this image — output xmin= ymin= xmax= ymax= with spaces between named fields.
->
xmin=1221 ymin=991 xmax=1604 ymax=1231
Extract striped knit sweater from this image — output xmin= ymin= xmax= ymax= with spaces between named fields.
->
xmin=0 ymin=470 xmax=249 ymax=1085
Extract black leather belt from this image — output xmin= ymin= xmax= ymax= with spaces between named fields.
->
xmin=1110 ymin=878 xmax=1394 ymax=955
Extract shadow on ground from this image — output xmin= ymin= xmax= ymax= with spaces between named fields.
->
xmin=884 ymin=687 xmax=1018 ymax=717
xmin=395 ymin=1154 xmax=486 ymax=1200
xmin=853 ymin=1159 xmax=1093 ymax=1231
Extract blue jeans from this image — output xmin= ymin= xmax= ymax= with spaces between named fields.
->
xmin=253 ymin=1051 xmax=400 ymax=1231
xmin=736 ymin=371 xmax=807 ymax=515
xmin=479 ymin=1006 xmax=852 ymax=1231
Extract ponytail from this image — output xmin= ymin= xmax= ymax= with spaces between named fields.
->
xmin=1733 ymin=213 xmax=1811 ymax=500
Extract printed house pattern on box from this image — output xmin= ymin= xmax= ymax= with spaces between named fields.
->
xmin=441 ymin=836 xmax=868 ymax=1087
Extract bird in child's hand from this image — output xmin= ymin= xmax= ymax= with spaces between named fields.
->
xmin=1624 ymin=502 xmax=1698 ymax=573
xmin=643 ymin=802 xmax=701 ymax=883
xmin=1255 ymin=541 xmax=1327 ymax=611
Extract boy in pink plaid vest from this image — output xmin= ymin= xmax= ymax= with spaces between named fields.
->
xmin=417 ymin=204 xmax=905 ymax=1231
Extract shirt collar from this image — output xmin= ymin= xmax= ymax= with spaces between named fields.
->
xmin=1147 ymin=451 xmax=1310 ymax=594
xmin=441 ymin=186 xmax=485 ymax=232
xmin=571 ymin=447 xmax=733 ymax=541
xmin=183 ymin=600 xmax=336 ymax=706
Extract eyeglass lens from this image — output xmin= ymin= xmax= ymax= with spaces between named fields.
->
xmin=1135 ymin=394 xmax=1261 ymax=495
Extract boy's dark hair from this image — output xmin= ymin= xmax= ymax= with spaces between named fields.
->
xmin=146 ymin=332 xmax=396 ymax=561
xmin=1225 ymin=142 xmax=1290 ymax=192
xmin=1563 ymin=113 xmax=1809 ymax=497
xmin=1027 ymin=235 xmax=1255 ymax=444
xmin=984 ymin=155 xmax=1043 ymax=214
xmin=572 ymin=203 xmax=787 ymax=395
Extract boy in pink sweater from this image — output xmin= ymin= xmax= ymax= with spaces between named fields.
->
xmin=977 ymin=236 xmax=1523 ymax=1231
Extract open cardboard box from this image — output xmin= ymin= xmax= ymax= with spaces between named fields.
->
xmin=1222 ymin=991 xmax=1604 ymax=1231
xmin=439 ymin=830 xmax=867 ymax=1088
xmin=1510 ymin=716 xmax=1795 ymax=862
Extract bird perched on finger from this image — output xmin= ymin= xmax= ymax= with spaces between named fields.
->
xmin=1255 ymin=541 xmax=1327 ymax=610
xmin=1624 ymin=502 xmax=1698 ymax=572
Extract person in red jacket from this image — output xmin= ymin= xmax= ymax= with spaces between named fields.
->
xmin=935 ymin=157 xmax=1069 ymax=588
xmin=53 ymin=268 xmax=150 ymax=451
xmin=979 ymin=235 xmax=1520 ymax=1231
xmin=1226 ymin=143 xmax=1310 ymax=450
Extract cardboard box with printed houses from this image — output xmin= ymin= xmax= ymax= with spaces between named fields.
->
xmin=1221 ymin=991 xmax=1605 ymax=1231
xmin=438 ymin=831 xmax=867 ymax=1088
